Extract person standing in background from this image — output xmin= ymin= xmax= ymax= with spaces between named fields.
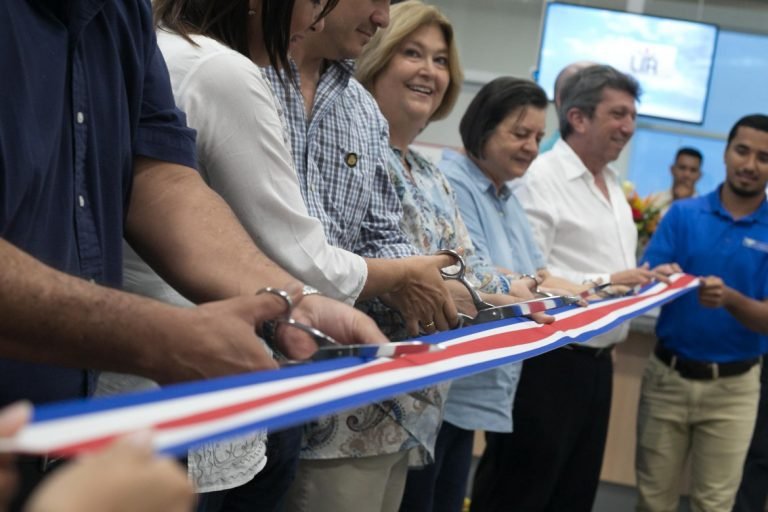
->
xmin=655 ymin=147 xmax=703 ymax=215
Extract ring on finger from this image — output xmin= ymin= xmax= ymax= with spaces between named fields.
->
xmin=423 ymin=320 xmax=435 ymax=329
xmin=256 ymin=287 xmax=293 ymax=317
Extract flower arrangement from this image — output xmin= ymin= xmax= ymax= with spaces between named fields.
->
xmin=623 ymin=181 xmax=662 ymax=248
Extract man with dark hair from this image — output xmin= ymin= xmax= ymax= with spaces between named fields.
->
xmin=472 ymin=64 xmax=675 ymax=512
xmin=656 ymin=147 xmax=704 ymax=213
xmin=636 ymin=114 xmax=768 ymax=512
xmin=264 ymin=1 xmax=463 ymax=511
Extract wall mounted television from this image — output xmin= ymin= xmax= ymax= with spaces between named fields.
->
xmin=535 ymin=2 xmax=719 ymax=124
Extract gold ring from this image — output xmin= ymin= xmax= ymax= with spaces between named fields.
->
xmin=423 ymin=321 xmax=435 ymax=329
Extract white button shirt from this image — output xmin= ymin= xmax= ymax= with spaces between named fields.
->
xmin=516 ymin=139 xmax=638 ymax=347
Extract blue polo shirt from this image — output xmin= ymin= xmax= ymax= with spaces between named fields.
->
xmin=642 ymin=187 xmax=768 ymax=362
xmin=0 ymin=0 xmax=197 ymax=406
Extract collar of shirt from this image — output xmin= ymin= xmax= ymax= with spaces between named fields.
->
xmin=32 ymin=0 xmax=108 ymax=36
xmin=555 ymin=138 xmax=620 ymax=184
xmin=704 ymin=185 xmax=768 ymax=226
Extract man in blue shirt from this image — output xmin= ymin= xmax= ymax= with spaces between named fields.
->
xmin=0 ymin=1 xmax=385 ymax=508
xmin=637 ymin=114 xmax=768 ymax=512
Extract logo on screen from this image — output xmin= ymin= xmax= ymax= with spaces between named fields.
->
xmin=627 ymin=42 xmax=677 ymax=78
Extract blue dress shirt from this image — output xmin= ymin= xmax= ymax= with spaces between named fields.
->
xmin=440 ymin=149 xmax=545 ymax=275
xmin=0 ymin=0 xmax=197 ymax=406
xmin=642 ymin=187 xmax=768 ymax=362
xmin=438 ymin=149 xmax=546 ymax=432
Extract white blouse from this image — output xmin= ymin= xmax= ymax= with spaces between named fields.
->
xmin=145 ymin=30 xmax=367 ymax=304
xmin=113 ymin=30 xmax=368 ymax=492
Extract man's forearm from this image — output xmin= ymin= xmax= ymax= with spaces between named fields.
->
xmin=126 ymin=158 xmax=301 ymax=303
xmin=0 ymin=238 xmax=186 ymax=377
xmin=723 ymin=288 xmax=768 ymax=335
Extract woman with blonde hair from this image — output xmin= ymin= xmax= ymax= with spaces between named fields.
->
xmin=357 ymin=2 xmax=552 ymax=510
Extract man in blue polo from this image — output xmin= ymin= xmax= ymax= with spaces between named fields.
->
xmin=636 ymin=114 xmax=768 ymax=512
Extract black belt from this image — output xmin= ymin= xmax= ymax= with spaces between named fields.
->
xmin=562 ymin=343 xmax=614 ymax=358
xmin=655 ymin=344 xmax=759 ymax=380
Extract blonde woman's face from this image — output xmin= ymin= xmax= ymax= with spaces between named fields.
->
xmin=372 ymin=23 xmax=450 ymax=134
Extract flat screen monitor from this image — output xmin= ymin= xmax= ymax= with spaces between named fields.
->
xmin=535 ymin=2 xmax=719 ymax=124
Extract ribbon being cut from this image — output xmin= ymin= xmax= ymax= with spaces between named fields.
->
xmin=2 ymin=274 xmax=699 ymax=457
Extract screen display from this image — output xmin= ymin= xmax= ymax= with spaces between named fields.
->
xmin=536 ymin=3 xmax=719 ymax=124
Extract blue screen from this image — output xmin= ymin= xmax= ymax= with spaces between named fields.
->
xmin=536 ymin=2 xmax=719 ymax=124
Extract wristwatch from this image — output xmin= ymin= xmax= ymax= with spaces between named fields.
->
xmin=518 ymin=273 xmax=541 ymax=292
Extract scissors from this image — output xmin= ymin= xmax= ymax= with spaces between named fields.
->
xmin=257 ymin=288 xmax=443 ymax=364
xmin=436 ymin=249 xmax=581 ymax=326
xmin=576 ymin=282 xmax=638 ymax=299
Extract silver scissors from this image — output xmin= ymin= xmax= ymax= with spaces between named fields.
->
xmin=436 ymin=249 xmax=581 ymax=326
xmin=257 ymin=288 xmax=442 ymax=364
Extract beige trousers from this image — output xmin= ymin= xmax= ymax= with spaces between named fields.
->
xmin=282 ymin=450 xmax=410 ymax=512
xmin=636 ymin=354 xmax=761 ymax=512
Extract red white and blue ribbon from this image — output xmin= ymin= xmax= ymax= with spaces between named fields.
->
xmin=1 ymin=275 xmax=699 ymax=457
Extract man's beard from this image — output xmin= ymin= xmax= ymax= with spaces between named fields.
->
xmin=726 ymin=175 xmax=764 ymax=198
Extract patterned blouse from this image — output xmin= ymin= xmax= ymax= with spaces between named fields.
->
xmin=388 ymin=147 xmax=511 ymax=297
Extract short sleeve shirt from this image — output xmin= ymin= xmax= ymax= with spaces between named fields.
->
xmin=642 ymin=187 xmax=768 ymax=361
xmin=0 ymin=0 xmax=196 ymax=406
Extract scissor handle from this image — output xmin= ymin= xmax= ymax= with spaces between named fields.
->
xmin=435 ymin=249 xmax=493 ymax=311
xmin=436 ymin=248 xmax=463 ymax=279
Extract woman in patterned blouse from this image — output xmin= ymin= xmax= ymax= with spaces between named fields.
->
xmin=356 ymin=2 xmax=555 ymax=511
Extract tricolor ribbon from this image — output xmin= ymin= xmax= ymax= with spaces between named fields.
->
xmin=1 ymin=274 xmax=699 ymax=457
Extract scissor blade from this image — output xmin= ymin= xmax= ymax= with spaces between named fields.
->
xmin=463 ymin=296 xmax=578 ymax=325
xmin=310 ymin=341 xmax=442 ymax=361
xmin=577 ymin=282 xmax=613 ymax=299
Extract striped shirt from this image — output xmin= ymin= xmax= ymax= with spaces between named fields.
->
xmin=265 ymin=61 xmax=446 ymax=464
xmin=264 ymin=61 xmax=415 ymax=259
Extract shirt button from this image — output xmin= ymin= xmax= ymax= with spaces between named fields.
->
xmin=76 ymin=112 xmax=85 ymax=124
xmin=78 ymin=195 xmax=85 ymax=208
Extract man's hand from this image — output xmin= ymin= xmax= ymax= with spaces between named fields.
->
xmin=25 ymin=432 xmax=194 ymax=512
xmin=610 ymin=263 xmax=656 ymax=287
xmin=0 ymin=402 xmax=30 ymax=511
xmin=153 ymin=292 xmax=301 ymax=383
xmin=380 ymin=254 xmax=459 ymax=336
xmin=652 ymin=262 xmax=682 ymax=278
xmin=282 ymin=294 xmax=388 ymax=359
xmin=698 ymin=276 xmax=728 ymax=308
